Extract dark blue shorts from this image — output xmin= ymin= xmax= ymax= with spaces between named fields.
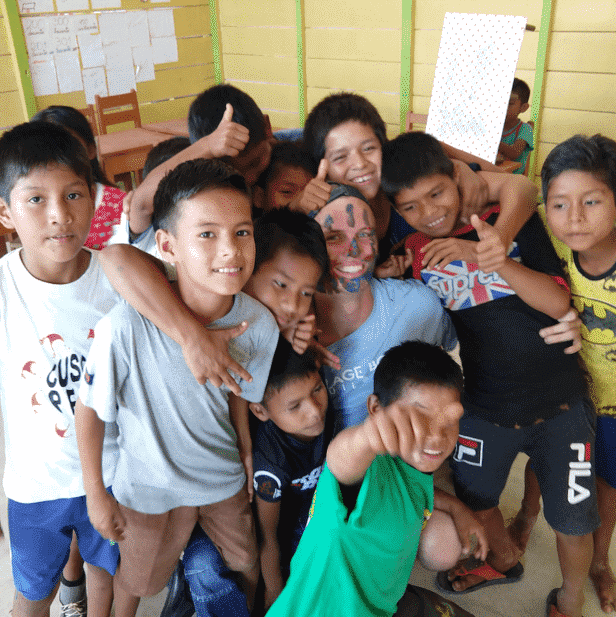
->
xmin=9 ymin=491 xmax=119 ymax=601
xmin=596 ymin=415 xmax=616 ymax=488
xmin=450 ymin=398 xmax=600 ymax=536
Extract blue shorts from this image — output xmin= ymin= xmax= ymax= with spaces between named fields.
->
xmin=596 ymin=416 xmax=616 ymax=488
xmin=9 ymin=491 xmax=119 ymax=601
xmin=450 ymin=398 xmax=600 ymax=536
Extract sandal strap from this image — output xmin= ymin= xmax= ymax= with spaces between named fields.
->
xmin=459 ymin=563 xmax=506 ymax=581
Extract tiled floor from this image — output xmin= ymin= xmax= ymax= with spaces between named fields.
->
xmin=0 ymin=452 xmax=611 ymax=616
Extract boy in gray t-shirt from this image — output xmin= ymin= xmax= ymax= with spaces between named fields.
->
xmin=75 ymin=159 xmax=278 ymax=617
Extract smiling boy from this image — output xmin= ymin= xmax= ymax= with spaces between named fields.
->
xmin=75 ymin=159 xmax=279 ymax=617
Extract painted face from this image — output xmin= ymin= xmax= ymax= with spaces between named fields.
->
xmin=371 ymin=384 xmax=463 ymax=473
xmin=545 ymin=169 xmax=616 ymax=255
xmin=232 ymin=139 xmax=272 ymax=187
xmin=262 ymin=372 xmax=328 ymax=441
xmin=324 ymin=121 xmax=382 ymax=201
xmin=264 ymin=165 xmax=314 ymax=211
xmin=0 ymin=163 xmax=94 ymax=284
xmin=244 ymin=248 xmax=321 ymax=330
xmin=315 ymin=196 xmax=377 ymax=292
xmin=393 ymin=173 xmax=462 ymax=238
xmin=159 ymin=187 xmax=255 ymax=305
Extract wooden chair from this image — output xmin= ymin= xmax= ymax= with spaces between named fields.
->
xmin=405 ymin=112 xmax=428 ymax=132
xmin=95 ymin=89 xmax=142 ymax=135
xmin=103 ymin=144 xmax=153 ymax=191
xmin=78 ymin=104 xmax=99 ymax=136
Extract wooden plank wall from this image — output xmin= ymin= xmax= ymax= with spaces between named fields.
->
xmin=0 ymin=13 xmax=28 ymax=132
xmin=0 ymin=0 xmax=215 ymax=130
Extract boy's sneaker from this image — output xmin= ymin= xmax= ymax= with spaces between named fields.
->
xmin=59 ymin=573 xmax=87 ymax=617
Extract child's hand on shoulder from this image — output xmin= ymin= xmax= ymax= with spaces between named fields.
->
xmin=421 ymin=238 xmax=477 ymax=271
xmin=470 ymin=214 xmax=507 ymax=273
xmin=291 ymin=159 xmax=331 ymax=216
xmin=375 ymin=248 xmax=413 ymax=279
xmin=539 ymin=308 xmax=582 ymax=354
xmin=453 ymin=159 xmax=489 ymax=224
xmin=204 ymin=104 xmax=250 ymax=158
xmin=281 ymin=314 xmax=316 ymax=355
xmin=86 ymin=487 xmax=126 ymax=543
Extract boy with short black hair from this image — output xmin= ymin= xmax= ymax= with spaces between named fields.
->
xmin=511 ymin=134 xmax=616 ymax=614
xmin=382 ymin=131 xmax=598 ymax=617
xmin=249 ymin=338 xmax=333 ymax=610
xmin=499 ymin=77 xmax=533 ymax=174
xmin=76 ymin=158 xmax=279 ymax=617
xmin=268 ymin=340 xmax=485 ymax=617
xmin=0 ymin=121 xmax=121 ymax=617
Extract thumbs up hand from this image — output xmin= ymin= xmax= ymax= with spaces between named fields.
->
xmin=471 ymin=214 xmax=507 ymax=273
xmin=205 ymin=103 xmax=250 ymax=158
xmin=291 ymin=158 xmax=332 ymax=215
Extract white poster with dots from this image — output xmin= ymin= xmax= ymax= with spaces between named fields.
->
xmin=425 ymin=13 xmax=527 ymax=164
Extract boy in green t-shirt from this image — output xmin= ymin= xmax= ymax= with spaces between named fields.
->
xmin=267 ymin=341 xmax=487 ymax=617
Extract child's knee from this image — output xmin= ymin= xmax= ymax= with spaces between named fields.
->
xmin=417 ymin=509 xmax=462 ymax=571
xmin=222 ymin=545 xmax=259 ymax=575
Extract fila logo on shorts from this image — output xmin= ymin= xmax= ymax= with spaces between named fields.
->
xmin=453 ymin=435 xmax=484 ymax=467
xmin=568 ymin=442 xmax=592 ymax=505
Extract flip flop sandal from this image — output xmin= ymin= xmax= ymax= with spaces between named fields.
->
xmin=545 ymin=588 xmax=584 ymax=617
xmin=436 ymin=559 xmax=524 ymax=594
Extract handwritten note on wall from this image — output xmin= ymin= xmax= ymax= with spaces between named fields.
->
xmin=425 ymin=13 xmax=527 ymax=163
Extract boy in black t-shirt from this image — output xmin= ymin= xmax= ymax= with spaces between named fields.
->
xmin=381 ymin=132 xmax=598 ymax=617
xmin=249 ymin=338 xmax=333 ymax=611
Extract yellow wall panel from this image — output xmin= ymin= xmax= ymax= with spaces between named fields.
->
xmin=175 ymin=6 xmax=210 ymax=37
xmin=304 ymin=0 xmax=400 ymax=28
xmin=552 ymin=0 xmax=616 ymax=31
xmin=306 ymin=58 xmax=399 ymax=93
xmin=220 ymin=0 xmax=295 ymax=27
xmin=35 ymin=92 xmax=87 ymax=110
xmin=412 ymin=30 xmax=441 ymax=65
xmin=156 ymin=36 xmax=212 ymax=70
xmin=0 ymin=90 xmax=26 ymax=128
xmin=225 ymin=54 xmax=297 ymax=84
xmin=540 ymin=108 xmax=616 ymax=145
xmin=227 ymin=80 xmax=298 ymax=112
xmin=307 ymin=87 xmax=399 ymax=125
xmin=122 ymin=0 xmax=207 ymax=8
xmin=137 ymin=64 xmax=213 ymax=102
xmin=139 ymin=94 xmax=199 ymax=124
xmin=548 ymin=33 xmax=616 ymax=73
xmin=0 ymin=55 xmax=14 ymax=90
xmin=544 ymin=72 xmax=616 ymax=113
xmin=221 ymin=27 xmax=295 ymax=56
xmin=268 ymin=110 xmax=301 ymax=131
xmin=305 ymin=29 xmax=400 ymax=62
xmin=0 ymin=17 xmax=9 ymax=56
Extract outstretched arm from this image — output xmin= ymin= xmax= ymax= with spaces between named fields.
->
xmin=255 ymin=498 xmax=284 ymax=610
xmin=99 ymin=244 xmax=252 ymax=391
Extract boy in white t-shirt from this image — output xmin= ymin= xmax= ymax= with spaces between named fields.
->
xmin=0 ymin=121 xmax=121 ymax=617
xmin=75 ymin=159 xmax=279 ymax=617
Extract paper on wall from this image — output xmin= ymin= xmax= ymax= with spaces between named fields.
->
xmin=127 ymin=11 xmax=150 ymax=48
xmin=29 ymin=57 xmax=58 ymax=95
xmin=425 ymin=13 xmax=527 ymax=163
xmin=22 ymin=16 xmax=51 ymax=57
xmin=56 ymin=0 xmax=88 ymax=12
xmin=151 ymin=36 xmax=177 ymax=64
xmin=104 ymin=41 xmax=132 ymax=70
xmin=78 ymin=33 xmax=104 ymax=68
xmin=90 ymin=0 xmax=121 ymax=9
xmin=82 ymin=66 xmax=107 ymax=104
xmin=55 ymin=50 xmax=83 ymax=93
xmin=107 ymin=66 xmax=136 ymax=96
xmin=132 ymin=45 xmax=155 ymax=82
xmin=98 ymin=11 xmax=130 ymax=45
xmin=75 ymin=14 xmax=98 ymax=33
xmin=18 ymin=0 xmax=54 ymax=14
xmin=147 ymin=9 xmax=175 ymax=38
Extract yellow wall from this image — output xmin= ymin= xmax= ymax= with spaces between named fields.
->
xmin=1 ymin=0 xmax=615 ymax=176
xmin=0 ymin=13 xmax=28 ymax=131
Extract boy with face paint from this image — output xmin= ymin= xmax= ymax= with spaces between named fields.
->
xmin=313 ymin=184 xmax=457 ymax=432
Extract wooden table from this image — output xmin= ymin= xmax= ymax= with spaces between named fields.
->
xmin=143 ymin=118 xmax=190 ymax=138
xmin=96 ymin=128 xmax=170 ymax=188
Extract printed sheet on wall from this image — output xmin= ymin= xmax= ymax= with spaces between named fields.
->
xmin=425 ymin=13 xmax=527 ymax=163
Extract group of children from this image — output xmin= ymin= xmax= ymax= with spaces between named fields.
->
xmin=0 ymin=75 xmax=613 ymax=617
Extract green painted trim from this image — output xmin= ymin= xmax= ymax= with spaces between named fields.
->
xmin=295 ymin=0 xmax=307 ymax=126
xmin=528 ymin=0 xmax=552 ymax=183
xmin=399 ymin=0 xmax=413 ymax=134
xmin=209 ymin=0 xmax=223 ymax=84
xmin=2 ymin=0 xmax=36 ymax=118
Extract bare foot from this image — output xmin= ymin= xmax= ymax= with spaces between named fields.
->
xmin=445 ymin=556 xmax=521 ymax=592
xmin=506 ymin=508 xmax=538 ymax=553
xmin=590 ymin=562 xmax=616 ymax=614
